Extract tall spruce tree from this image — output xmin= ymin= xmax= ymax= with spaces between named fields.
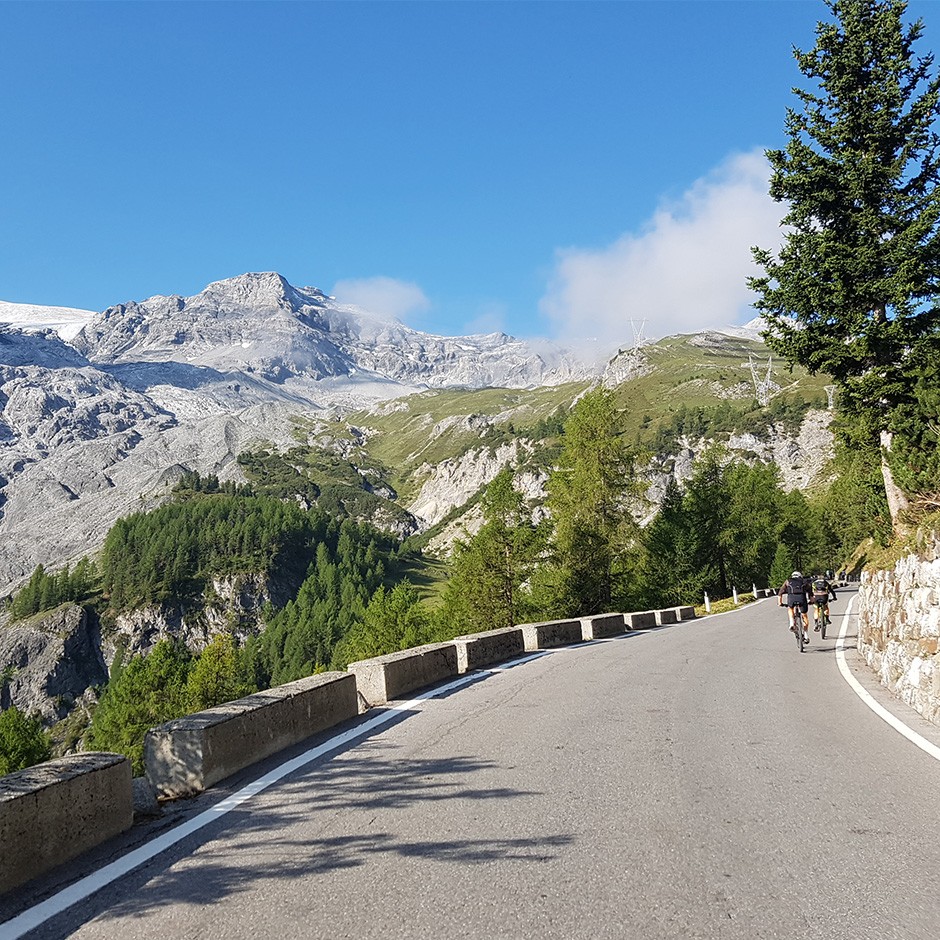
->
xmin=546 ymin=387 xmax=641 ymax=615
xmin=750 ymin=0 xmax=940 ymax=526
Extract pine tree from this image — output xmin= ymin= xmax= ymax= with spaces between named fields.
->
xmin=750 ymin=0 xmax=940 ymax=526
xmin=683 ymin=450 xmax=733 ymax=598
xmin=640 ymin=478 xmax=704 ymax=607
xmin=186 ymin=634 xmax=255 ymax=712
xmin=86 ymin=639 xmax=193 ymax=774
xmin=546 ymin=387 xmax=642 ymax=615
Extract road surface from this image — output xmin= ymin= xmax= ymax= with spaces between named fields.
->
xmin=4 ymin=587 xmax=940 ymax=939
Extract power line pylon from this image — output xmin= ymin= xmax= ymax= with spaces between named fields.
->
xmin=628 ymin=318 xmax=648 ymax=350
xmin=747 ymin=354 xmax=778 ymax=406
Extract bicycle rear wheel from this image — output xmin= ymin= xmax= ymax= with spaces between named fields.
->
xmin=795 ymin=614 xmax=804 ymax=652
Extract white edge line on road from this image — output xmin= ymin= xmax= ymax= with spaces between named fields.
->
xmin=836 ymin=594 xmax=940 ymax=763
xmin=1 ymin=658 xmax=547 ymax=940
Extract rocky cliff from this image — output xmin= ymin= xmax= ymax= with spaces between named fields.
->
xmin=0 ymin=605 xmax=107 ymax=723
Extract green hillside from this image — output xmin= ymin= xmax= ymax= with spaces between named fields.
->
xmin=228 ymin=330 xmax=833 ymax=548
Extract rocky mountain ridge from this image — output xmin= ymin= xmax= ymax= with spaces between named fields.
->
xmin=72 ymin=272 xmax=592 ymax=402
xmin=0 ymin=272 xmax=816 ymax=599
xmin=0 ymin=273 xmax=595 ymax=592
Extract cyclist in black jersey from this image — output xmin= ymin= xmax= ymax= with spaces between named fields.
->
xmin=810 ymin=574 xmax=837 ymax=630
xmin=778 ymin=570 xmax=811 ymax=642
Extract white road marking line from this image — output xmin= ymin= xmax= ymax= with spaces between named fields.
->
xmin=836 ymin=595 xmax=940 ymax=763
xmin=0 ymin=666 xmax=510 ymax=940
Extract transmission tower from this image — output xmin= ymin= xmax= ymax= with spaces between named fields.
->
xmin=628 ymin=318 xmax=648 ymax=350
xmin=747 ymin=355 xmax=779 ymax=407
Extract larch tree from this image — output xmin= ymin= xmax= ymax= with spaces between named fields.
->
xmin=547 ymin=387 xmax=642 ymax=615
xmin=439 ymin=467 xmax=544 ymax=633
xmin=749 ymin=0 xmax=940 ymax=528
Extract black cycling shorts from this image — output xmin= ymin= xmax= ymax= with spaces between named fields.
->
xmin=786 ymin=596 xmax=809 ymax=612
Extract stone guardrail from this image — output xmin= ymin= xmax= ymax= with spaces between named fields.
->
xmin=580 ymin=613 xmax=626 ymax=640
xmin=2 ymin=603 xmax=704 ymax=896
xmin=144 ymin=672 xmax=359 ymax=799
xmin=520 ymin=618 xmax=584 ymax=650
xmin=453 ymin=627 xmax=526 ymax=672
xmin=0 ymin=753 xmax=132 ymax=895
xmin=349 ymin=642 xmax=459 ymax=707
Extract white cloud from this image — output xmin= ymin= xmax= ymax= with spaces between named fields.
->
xmin=539 ymin=150 xmax=786 ymax=353
xmin=462 ymin=301 xmax=509 ymax=336
xmin=331 ymin=276 xmax=431 ymax=324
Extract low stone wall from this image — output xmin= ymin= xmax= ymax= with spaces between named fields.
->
xmin=858 ymin=538 xmax=940 ymax=725
xmin=348 ymin=642 xmax=459 ymax=707
xmin=453 ymin=627 xmax=526 ymax=672
xmin=520 ymin=618 xmax=584 ymax=651
xmin=0 ymin=753 xmax=132 ymax=894
xmin=145 ymin=672 xmax=358 ymax=799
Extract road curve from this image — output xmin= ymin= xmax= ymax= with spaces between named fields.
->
xmin=5 ymin=587 xmax=940 ymax=940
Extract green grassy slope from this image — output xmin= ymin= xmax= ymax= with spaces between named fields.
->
xmin=241 ymin=331 xmax=833 ymax=539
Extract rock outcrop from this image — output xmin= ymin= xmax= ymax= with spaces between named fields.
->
xmin=0 ymin=605 xmax=108 ymax=722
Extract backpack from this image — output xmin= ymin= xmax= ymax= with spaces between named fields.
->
xmin=786 ymin=578 xmax=807 ymax=600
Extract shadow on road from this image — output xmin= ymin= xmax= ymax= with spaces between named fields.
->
xmin=31 ymin=746 xmax=573 ymax=937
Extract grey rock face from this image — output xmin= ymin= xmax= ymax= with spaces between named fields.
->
xmin=73 ymin=272 xmax=590 ymax=392
xmin=0 ymin=325 xmax=89 ymax=369
xmin=101 ymin=571 xmax=290 ymax=670
xmin=0 ymin=340 xmax=303 ymax=591
xmin=0 ymin=605 xmax=108 ymax=722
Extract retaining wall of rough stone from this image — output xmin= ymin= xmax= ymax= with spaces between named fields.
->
xmin=858 ymin=536 xmax=940 ymax=725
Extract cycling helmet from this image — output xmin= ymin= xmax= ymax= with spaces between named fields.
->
xmin=791 ymin=570 xmax=802 ymax=578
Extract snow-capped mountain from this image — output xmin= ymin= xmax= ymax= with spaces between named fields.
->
xmin=0 ymin=274 xmax=593 ymax=590
xmin=73 ymin=272 xmax=591 ymax=399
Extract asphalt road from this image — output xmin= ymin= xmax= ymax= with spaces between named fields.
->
xmin=6 ymin=587 xmax=940 ymax=939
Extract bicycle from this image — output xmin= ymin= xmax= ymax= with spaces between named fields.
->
xmin=813 ymin=599 xmax=829 ymax=639
xmin=785 ymin=604 xmax=806 ymax=652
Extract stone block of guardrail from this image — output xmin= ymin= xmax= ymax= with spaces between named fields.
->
xmin=580 ymin=613 xmax=626 ymax=640
xmin=348 ymin=642 xmax=459 ymax=706
xmin=145 ymin=672 xmax=358 ymax=799
xmin=653 ymin=608 xmax=679 ymax=625
xmin=669 ymin=605 xmax=696 ymax=620
xmin=453 ymin=627 xmax=526 ymax=673
xmin=0 ymin=752 xmax=132 ymax=895
xmin=623 ymin=611 xmax=657 ymax=630
xmin=519 ymin=618 xmax=584 ymax=651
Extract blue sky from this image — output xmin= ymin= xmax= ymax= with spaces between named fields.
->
xmin=2 ymin=0 xmax=938 ymax=348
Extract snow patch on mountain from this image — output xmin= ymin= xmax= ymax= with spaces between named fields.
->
xmin=0 ymin=301 xmax=96 ymax=341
